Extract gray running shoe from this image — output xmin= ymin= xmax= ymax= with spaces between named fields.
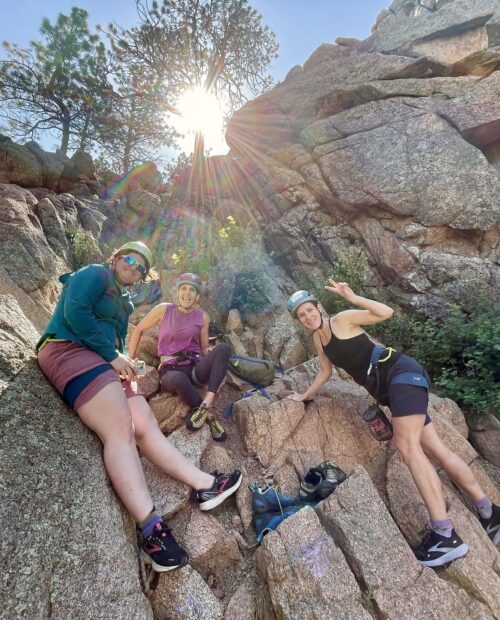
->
xmin=299 ymin=461 xmax=346 ymax=503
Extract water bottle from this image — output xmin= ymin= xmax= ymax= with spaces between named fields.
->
xmin=362 ymin=405 xmax=393 ymax=442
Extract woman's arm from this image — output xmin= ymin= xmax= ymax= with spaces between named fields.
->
xmin=288 ymin=332 xmax=333 ymax=401
xmin=128 ymin=303 xmax=167 ymax=359
xmin=326 ymin=279 xmax=393 ymax=330
xmin=200 ymin=312 xmax=211 ymax=356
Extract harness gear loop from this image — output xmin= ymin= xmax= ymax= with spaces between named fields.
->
xmin=378 ymin=347 xmax=395 ymax=363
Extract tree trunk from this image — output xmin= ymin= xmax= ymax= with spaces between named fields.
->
xmin=122 ymin=99 xmax=136 ymax=173
xmin=79 ymin=107 xmax=92 ymax=151
xmin=192 ymin=131 xmax=205 ymax=207
xmin=60 ymin=115 xmax=71 ymax=155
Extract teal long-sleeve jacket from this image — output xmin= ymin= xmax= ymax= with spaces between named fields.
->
xmin=37 ymin=264 xmax=134 ymax=362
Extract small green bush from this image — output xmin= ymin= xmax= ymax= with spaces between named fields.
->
xmin=66 ymin=228 xmax=100 ymax=270
xmin=371 ymin=292 xmax=500 ymax=418
xmin=220 ymin=269 xmax=277 ymax=320
xmin=311 ymin=248 xmax=370 ymax=315
xmin=169 ymin=216 xmax=280 ymax=318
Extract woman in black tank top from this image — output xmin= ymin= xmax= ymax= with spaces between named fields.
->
xmin=285 ymin=281 xmax=498 ymax=566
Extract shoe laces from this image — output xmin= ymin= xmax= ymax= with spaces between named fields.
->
xmin=153 ymin=521 xmax=173 ymax=539
xmin=210 ymin=418 xmax=225 ymax=435
xmin=191 ymin=404 xmax=208 ymax=424
xmin=321 ymin=462 xmax=339 ymax=483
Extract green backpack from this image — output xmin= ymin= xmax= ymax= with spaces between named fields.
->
xmin=228 ymin=354 xmax=275 ymax=387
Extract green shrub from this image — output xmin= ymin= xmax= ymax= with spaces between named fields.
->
xmin=310 ymin=248 xmax=370 ymax=315
xmin=219 ymin=269 xmax=278 ymax=319
xmin=169 ymin=216 xmax=280 ymax=318
xmin=371 ymin=293 xmax=500 ymax=418
xmin=66 ymin=228 xmax=100 ymax=270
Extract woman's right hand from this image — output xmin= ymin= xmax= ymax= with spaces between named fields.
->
xmin=111 ymin=353 xmax=135 ymax=381
xmin=287 ymin=391 xmax=307 ymax=402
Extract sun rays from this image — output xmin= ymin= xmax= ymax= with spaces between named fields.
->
xmin=171 ymin=86 xmax=228 ymax=155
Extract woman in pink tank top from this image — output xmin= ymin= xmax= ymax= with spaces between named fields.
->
xmin=129 ymin=273 xmax=231 ymax=442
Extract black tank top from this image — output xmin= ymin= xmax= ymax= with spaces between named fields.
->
xmin=321 ymin=320 xmax=375 ymax=387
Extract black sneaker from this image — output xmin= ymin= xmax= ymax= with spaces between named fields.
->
xmin=141 ymin=521 xmax=189 ymax=572
xmin=299 ymin=461 xmax=346 ymax=503
xmin=197 ymin=470 xmax=242 ymax=511
xmin=414 ymin=528 xmax=469 ymax=567
xmin=479 ymin=503 xmax=500 ymax=546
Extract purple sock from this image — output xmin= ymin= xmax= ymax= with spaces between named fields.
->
xmin=139 ymin=508 xmax=162 ymax=539
xmin=473 ymin=496 xmax=492 ymax=519
xmin=431 ymin=518 xmax=453 ymax=538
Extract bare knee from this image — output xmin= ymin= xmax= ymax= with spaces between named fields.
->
xmin=394 ymin=435 xmax=422 ymax=463
xmin=421 ymin=436 xmax=453 ymax=469
xmin=102 ymin=411 xmax=135 ymax=445
xmin=133 ymin=407 xmax=159 ymax=442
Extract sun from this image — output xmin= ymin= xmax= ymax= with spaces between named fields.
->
xmin=171 ymin=86 xmax=228 ymax=155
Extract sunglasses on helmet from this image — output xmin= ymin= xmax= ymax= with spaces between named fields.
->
xmin=121 ymin=254 xmax=146 ymax=276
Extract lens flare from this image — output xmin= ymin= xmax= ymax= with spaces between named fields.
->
xmin=171 ymin=86 xmax=227 ymax=155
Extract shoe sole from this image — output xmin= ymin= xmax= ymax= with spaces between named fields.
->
xmin=211 ymin=431 xmax=227 ymax=442
xmin=141 ymin=550 xmax=189 ymax=572
xmin=418 ymin=543 xmax=469 ymax=567
xmin=199 ymin=472 xmax=243 ymax=511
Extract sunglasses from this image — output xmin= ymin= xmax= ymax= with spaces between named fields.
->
xmin=121 ymin=254 xmax=146 ymax=276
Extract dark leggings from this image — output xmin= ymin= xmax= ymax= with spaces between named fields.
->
xmin=160 ymin=343 xmax=231 ymax=409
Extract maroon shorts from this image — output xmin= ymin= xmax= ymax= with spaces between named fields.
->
xmin=38 ymin=340 xmax=143 ymax=410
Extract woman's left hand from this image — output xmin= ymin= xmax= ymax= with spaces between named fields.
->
xmin=111 ymin=352 xmax=136 ymax=381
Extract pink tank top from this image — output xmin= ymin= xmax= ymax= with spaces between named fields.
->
xmin=157 ymin=304 xmax=204 ymax=358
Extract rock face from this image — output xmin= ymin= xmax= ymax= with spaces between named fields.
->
xmin=226 ymin=0 xmax=500 ymax=314
xmin=256 ymin=505 xmax=372 ymax=619
xmin=0 ymin=296 xmax=152 ymax=619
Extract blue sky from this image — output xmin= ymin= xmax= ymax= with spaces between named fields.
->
xmin=1 ymin=0 xmax=387 ymax=82
xmin=0 ymin=0 xmax=388 ymax=156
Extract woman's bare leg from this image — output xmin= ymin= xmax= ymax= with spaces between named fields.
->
xmin=76 ymin=383 xmax=153 ymax=521
xmin=128 ymin=396 xmax=214 ymax=490
xmin=392 ymin=415 xmax=448 ymax=521
xmin=420 ymin=422 xmax=485 ymax=502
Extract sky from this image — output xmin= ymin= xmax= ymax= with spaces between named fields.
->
xmin=0 ymin=0 xmax=388 ymax=156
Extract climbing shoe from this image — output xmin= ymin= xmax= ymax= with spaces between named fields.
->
xmin=414 ymin=528 xmax=468 ymax=567
xmin=479 ymin=503 xmax=500 ymax=546
xmin=186 ymin=403 xmax=209 ymax=430
xmin=208 ymin=417 xmax=227 ymax=442
xmin=141 ymin=521 xmax=189 ymax=572
xmin=299 ymin=461 xmax=346 ymax=503
xmin=197 ymin=470 xmax=242 ymax=511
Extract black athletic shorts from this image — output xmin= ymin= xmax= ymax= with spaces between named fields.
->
xmin=387 ymin=355 xmax=431 ymax=425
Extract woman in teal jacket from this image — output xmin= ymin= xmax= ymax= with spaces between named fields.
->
xmin=37 ymin=241 xmax=242 ymax=573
